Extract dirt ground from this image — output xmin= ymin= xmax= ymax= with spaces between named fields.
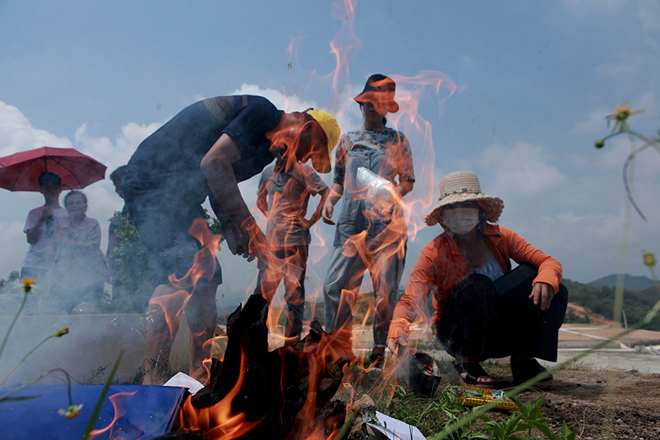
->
xmin=486 ymin=365 xmax=660 ymax=439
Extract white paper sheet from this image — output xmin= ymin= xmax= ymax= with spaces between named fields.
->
xmin=163 ymin=372 xmax=205 ymax=395
xmin=367 ymin=411 xmax=426 ymax=440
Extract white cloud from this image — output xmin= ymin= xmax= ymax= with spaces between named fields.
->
xmin=594 ymin=56 xmax=643 ymax=79
xmin=479 ymin=142 xmax=567 ymax=197
xmin=231 ymin=84 xmax=317 ymax=113
xmin=0 ymin=101 xmax=72 ymax=157
xmin=0 ymin=221 xmax=28 ymax=276
xmin=638 ymin=0 xmax=660 ymax=47
xmin=573 ymin=107 xmax=609 ymax=135
xmin=74 ymin=120 xmax=163 ymax=174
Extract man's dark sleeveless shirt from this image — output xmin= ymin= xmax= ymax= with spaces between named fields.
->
xmin=124 ymin=95 xmax=283 ymax=206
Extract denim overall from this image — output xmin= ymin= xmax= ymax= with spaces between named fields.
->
xmin=323 ymin=143 xmax=407 ymax=347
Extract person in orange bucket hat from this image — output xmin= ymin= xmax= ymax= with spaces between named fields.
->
xmin=387 ymin=171 xmax=568 ymax=387
xmin=322 ymin=74 xmax=415 ymax=370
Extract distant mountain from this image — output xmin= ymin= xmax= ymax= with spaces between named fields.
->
xmin=587 ymin=274 xmax=655 ymax=291
xmin=562 ymin=278 xmax=660 ymax=331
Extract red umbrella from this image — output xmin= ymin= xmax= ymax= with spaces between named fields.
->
xmin=0 ymin=146 xmax=107 ymax=192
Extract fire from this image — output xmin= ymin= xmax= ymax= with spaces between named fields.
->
xmin=88 ymin=391 xmax=138 ymax=439
xmin=169 ymin=295 xmax=354 ymax=440
xmin=174 ymin=346 xmax=263 ymax=439
xmin=142 ymin=218 xmax=223 ymax=383
xmin=134 ymin=0 xmax=457 ymax=437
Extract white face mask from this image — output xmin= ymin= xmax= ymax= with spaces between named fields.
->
xmin=442 ymin=207 xmax=480 ymax=235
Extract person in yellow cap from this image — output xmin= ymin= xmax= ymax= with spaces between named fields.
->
xmin=122 ymin=94 xmax=338 ymax=384
xmin=321 ymin=74 xmax=415 ymax=371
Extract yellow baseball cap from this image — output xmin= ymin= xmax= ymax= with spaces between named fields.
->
xmin=306 ymin=108 xmax=340 ymax=173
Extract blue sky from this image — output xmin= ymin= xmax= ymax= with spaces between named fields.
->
xmin=1 ymin=1 xmax=659 ymax=305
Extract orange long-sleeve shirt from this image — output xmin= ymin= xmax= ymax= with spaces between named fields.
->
xmin=388 ymin=224 xmax=562 ymax=340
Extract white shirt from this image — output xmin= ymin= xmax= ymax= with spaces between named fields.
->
xmin=469 ymin=253 xmax=505 ymax=281
xmin=23 ymin=205 xmax=68 ymax=269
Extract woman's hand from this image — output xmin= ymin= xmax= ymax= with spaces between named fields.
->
xmin=529 ymin=282 xmax=554 ymax=310
xmin=299 ymin=216 xmax=312 ymax=231
xmin=386 ymin=336 xmax=409 ymax=356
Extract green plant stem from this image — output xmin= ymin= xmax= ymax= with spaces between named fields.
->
xmin=0 ymin=291 xmax=28 ymax=360
xmin=613 ymin=133 xmax=636 ymax=330
xmin=0 ymin=367 xmax=72 ymax=406
xmin=623 ymin=140 xmax=656 ymax=221
xmin=335 ymin=405 xmax=360 ymax=440
xmin=626 ymin=129 xmax=660 ymax=154
xmin=0 ymin=335 xmax=56 ymax=387
xmin=81 ymin=348 xmax=125 ymax=440
xmin=428 ymin=295 xmax=660 ymax=440
xmin=649 ymin=266 xmax=660 ymax=294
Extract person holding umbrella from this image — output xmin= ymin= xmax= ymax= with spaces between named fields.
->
xmin=0 ymin=146 xmax=107 ymax=312
xmin=122 ymin=95 xmax=339 ymax=384
xmin=21 ymin=172 xmax=68 ymax=285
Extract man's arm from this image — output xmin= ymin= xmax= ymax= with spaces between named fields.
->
xmin=26 ymin=208 xmax=53 ymax=245
xmin=303 ymin=187 xmax=330 ymax=229
xmin=26 ymin=226 xmax=42 ymax=245
xmin=200 ymin=133 xmax=266 ymax=260
xmin=208 ymin=195 xmax=231 ymax=226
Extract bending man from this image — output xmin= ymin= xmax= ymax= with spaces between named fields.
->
xmin=122 ymin=95 xmax=339 ymax=384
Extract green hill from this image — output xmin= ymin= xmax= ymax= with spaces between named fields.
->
xmin=587 ymin=274 xmax=655 ymax=291
xmin=563 ymin=279 xmax=660 ymax=331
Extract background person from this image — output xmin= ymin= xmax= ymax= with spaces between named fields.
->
xmin=387 ymin=171 xmax=568 ymax=387
xmin=46 ymin=191 xmax=108 ymax=314
xmin=321 ymin=74 xmax=415 ymax=370
xmin=252 ymin=156 xmax=330 ymax=346
xmin=21 ymin=172 xmax=68 ymax=284
xmin=122 ymin=94 xmax=339 ymax=384
xmin=107 ymin=165 xmax=128 ymax=300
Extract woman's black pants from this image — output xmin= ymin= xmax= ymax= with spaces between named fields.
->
xmin=434 ymin=265 xmax=568 ymax=362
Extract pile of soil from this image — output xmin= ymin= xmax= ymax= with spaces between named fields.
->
xmin=488 ymin=366 xmax=660 ymax=439
xmin=566 ymin=302 xmax=617 ymax=326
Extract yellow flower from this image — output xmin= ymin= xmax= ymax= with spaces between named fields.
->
xmin=58 ymin=404 xmax=83 ymax=419
xmin=21 ymin=278 xmax=36 ymax=293
xmin=54 ymin=327 xmax=69 ymax=337
xmin=605 ymin=100 xmax=645 ymax=132
xmin=643 ymin=251 xmax=656 ymax=268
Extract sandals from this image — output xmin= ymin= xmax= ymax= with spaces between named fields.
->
xmin=511 ymin=359 xmax=553 ymax=385
xmin=452 ymin=362 xmax=495 ymax=389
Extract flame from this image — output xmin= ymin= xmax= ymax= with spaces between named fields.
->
xmin=174 ymin=346 xmax=264 ymax=439
xmin=89 ymin=391 xmax=138 ymax=439
xmin=136 ymin=1 xmax=459 ymax=437
xmin=142 ymin=218 xmax=222 ymax=384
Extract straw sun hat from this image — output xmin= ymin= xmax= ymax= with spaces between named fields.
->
xmin=425 ymin=171 xmax=504 ymax=226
